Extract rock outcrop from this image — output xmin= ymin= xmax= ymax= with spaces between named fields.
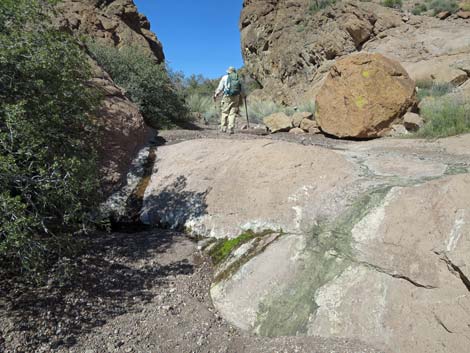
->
xmin=89 ymin=60 xmax=151 ymax=197
xmin=140 ymin=131 xmax=470 ymax=353
xmin=141 ymin=139 xmax=359 ymax=237
xmin=149 ymin=134 xmax=468 ymax=353
xmin=240 ymin=0 xmax=470 ymax=104
xmin=56 ymin=0 xmax=164 ymax=197
xmin=56 ymin=0 xmax=164 ymax=62
xmin=315 ymin=53 xmax=417 ymax=138
xmin=240 ymin=0 xmax=403 ymax=104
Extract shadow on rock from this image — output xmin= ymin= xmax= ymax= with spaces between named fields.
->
xmin=141 ymin=175 xmax=209 ymax=230
xmin=0 ymin=230 xmax=194 ymax=352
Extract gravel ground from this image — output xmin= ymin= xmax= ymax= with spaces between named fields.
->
xmin=155 ymin=124 xmax=350 ymax=150
xmin=0 ymin=230 xmax=385 ymax=353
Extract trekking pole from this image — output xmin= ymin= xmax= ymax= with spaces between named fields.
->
xmin=244 ymin=96 xmax=250 ymax=128
xmin=214 ymin=95 xmax=219 ymax=136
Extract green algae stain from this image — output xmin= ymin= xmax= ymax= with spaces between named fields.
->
xmin=209 ymin=231 xmax=258 ymax=265
xmin=355 ymin=96 xmax=368 ymax=109
xmin=210 ymin=229 xmax=282 ymax=283
xmin=362 ymin=70 xmax=370 ymax=78
xmin=445 ymin=164 xmax=469 ymax=176
xmin=254 ymin=187 xmax=392 ymax=337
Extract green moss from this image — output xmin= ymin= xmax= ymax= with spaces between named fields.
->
xmin=208 ymin=229 xmax=275 ymax=266
xmin=254 ymin=187 xmax=391 ymax=337
xmin=213 ymin=231 xmax=283 ymax=283
xmin=362 ymin=70 xmax=370 ymax=78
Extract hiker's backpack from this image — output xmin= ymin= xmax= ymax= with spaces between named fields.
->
xmin=225 ymin=72 xmax=241 ymax=96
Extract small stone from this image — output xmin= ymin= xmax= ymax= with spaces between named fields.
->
xmin=457 ymin=10 xmax=470 ymax=19
xmin=385 ymin=124 xmax=409 ymax=137
xmin=300 ymin=118 xmax=318 ymax=131
xmin=263 ymin=112 xmax=292 ymax=133
xmin=292 ymin=112 xmax=314 ymax=127
xmin=436 ymin=11 xmax=451 ymax=20
xmin=289 ymin=127 xmax=305 ymax=134
xmin=308 ymin=126 xmax=321 ymax=134
xmin=403 ymin=112 xmax=425 ymax=131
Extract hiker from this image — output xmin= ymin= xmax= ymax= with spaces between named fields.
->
xmin=213 ymin=66 xmax=245 ymax=134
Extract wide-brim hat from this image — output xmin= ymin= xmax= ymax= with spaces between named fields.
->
xmin=226 ymin=66 xmax=236 ymax=73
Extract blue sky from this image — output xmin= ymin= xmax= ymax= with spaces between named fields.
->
xmin=134 ymin=0 xmax=244 ymax=79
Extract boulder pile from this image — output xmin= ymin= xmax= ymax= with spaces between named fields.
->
xmin=263 ymin=111 xmax=320 ymax=134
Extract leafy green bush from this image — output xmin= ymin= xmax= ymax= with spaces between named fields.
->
xmin=0 ymin=0 xmax=101 ymax=275
xmin=417 ymin=96 xmax=470 ymax=138
xmin=416 ymin=80 xmax=455 ymax=100
xmin=309 ymin=0 xmax=337 ymax=13
xmin=88 ymin=42 xmax=189 ymax=129
xmin=382 ymin=0 xmax=403 ymax=8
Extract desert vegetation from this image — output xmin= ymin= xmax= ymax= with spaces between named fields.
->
xmin=412 ymin=0 xmax=460 ymax=15
xmin=382 ymin=0 xmax=403 ymax=9
xmin=413 ymin=80 xmax=470 ymax=138
xmin=417 ymin=95 xmax=470 ymax=138
xmin=0 ymin=0 xmax=101 ymax=277
xmin=88 ymin=43 xmax=189 ymax=129
xmin=309 ymin=0 xmax=338 ymax=13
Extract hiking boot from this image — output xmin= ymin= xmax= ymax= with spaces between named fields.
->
xmin=229 ymin=128 xmax=234 ymax=135
xmin=220 ymin=127 xmax=227 ymax=133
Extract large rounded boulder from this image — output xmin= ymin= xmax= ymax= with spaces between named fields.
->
xmin=316 ymin=53 xmax=417 ymax=139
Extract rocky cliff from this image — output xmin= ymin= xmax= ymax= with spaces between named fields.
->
xmin=240 ymin=0 xmax=470 ymax=104
xmin=55 ymin=0 xmax=164 ymax=197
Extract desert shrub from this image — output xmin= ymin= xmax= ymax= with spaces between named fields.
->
xmin=296 ymin=101 xmax=316 ymax=115
xmin=416 ymin=80 xmax=455 ymax=100
xmin=426 ymin=0 xmax=459 ymax=14
xmin=88 ymin=42 xmax=189 ymax=129
xmin=382 ymin=0 xmax=403 ymax=8
xmin=186 ymin=93 xmax=218 ymax=123
xmin=246 ymin=100 xmax=287 ymax=124
xmin=417 ymin=95 xmax=470 ymax=138
xmin=245 ymin=100 xmax=316 ymax=124
xmin=309 ymin=0 xmax=337 ymax=13
xmin=412 ymin=3 xmax=428 ymax=14
xmin=0 ymin=0 xmax=101 ymax=276
xmin=461 ymin=2 xmax=470 ymax=11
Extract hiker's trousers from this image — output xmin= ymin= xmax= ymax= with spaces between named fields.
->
xmin=220 ymin=95 xmax=241 ymax=131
